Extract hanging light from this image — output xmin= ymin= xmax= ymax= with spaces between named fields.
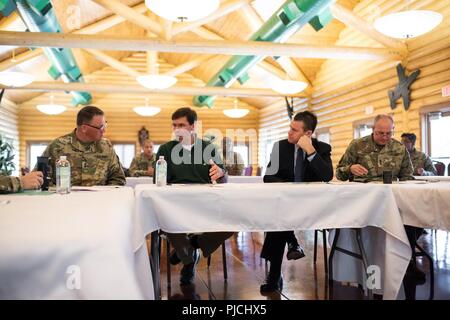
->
xmin=374 ymin=10 xmax=442 ymax=39
xmin=137 ymin=54 xmax=177 ymax=90
xmin=137 ymin=74 xmax=177 ymax=90
xmin=271 ymin=79 xmax=308 ymax=95
xmin=133 ymin=98 xmax=161 ymax=117
xmin=223 ymin=98 xmax=249 ymax=119
xmin=145 ymin=0 xmax=220 ymax=22
xmin=36 ymin=95 xmax=66 ymax=115
xmin=0 ymin=71 xmax=35 ymax=87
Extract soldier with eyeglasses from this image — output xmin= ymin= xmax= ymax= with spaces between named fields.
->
xmin=35 ymin=106 xmax=125 ymax=186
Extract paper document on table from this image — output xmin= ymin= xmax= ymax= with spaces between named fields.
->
xmin=398 ymin=180 xmax=428 ymax=184
xmin=326 ymin=181 xmax=361 ymax=185
xmin=71 ymin=188 xmax=99 ymax=192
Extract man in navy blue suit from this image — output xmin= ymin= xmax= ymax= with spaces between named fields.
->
xmin=260 ymin=111 xmax=333 ymax=293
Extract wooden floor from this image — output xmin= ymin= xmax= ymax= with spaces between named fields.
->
xmin=158 ymin=230 xmax=450 ymax=300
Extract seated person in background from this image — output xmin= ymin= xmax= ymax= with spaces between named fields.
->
xmin=336 ymin=115 xmax=424 ymax=296
xmin=261 ymin=111 xmax=333 ymax=293
xmin=401 ymin=133 xmax=437 ymax=176
xmin=155 ymin=107 xmax=233 ymax=286
xmin=37 ymin=106 xmax=125 ymax=186
xmin=0 ymin=171 xmax=43 ymax=194
xmin=129 ymin=139 xmax=156 ymax=177
xmin=222 ymin=137 xmax=244 ymax=176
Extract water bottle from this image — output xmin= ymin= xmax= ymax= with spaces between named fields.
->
xmin=155 ymin=156 xmax=167 ymax=187
xmin=56 ymin=155 xmax=71 ymax=194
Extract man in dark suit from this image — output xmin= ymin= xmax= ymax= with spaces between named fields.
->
xmin=260 ymin=111 xmax=333 ymax=293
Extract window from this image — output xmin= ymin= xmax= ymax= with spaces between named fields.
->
xmin=234 ymin=144 xmax=249 ymax=167
xmin=315 ymin=130 xmax=330 ymax=144
xmin=28 ymin=142 xmax=49 ymax=170
xmin=354 ymin=124 xmax=373 ymax=139
xmin=113 ymin=143 xmax=135 ymax=169
xmin=426 ymin=111 xmax=450 ymax=175
xmin=260 ymin=139 xmax=275 ymax=175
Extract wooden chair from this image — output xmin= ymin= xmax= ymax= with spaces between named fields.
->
xmin=433 ymin=161 xmax=445 ymax=176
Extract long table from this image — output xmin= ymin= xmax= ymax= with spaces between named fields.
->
xmin=0 ymin=186 xmax=153 ymax=299
xmin=134 ymin=182 xmax=414 ymax=299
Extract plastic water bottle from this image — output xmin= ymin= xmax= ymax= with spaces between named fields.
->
xmin=155 ymin=156 xmax=167 ymax=187
xmin=56 ymin=155 xmax=71 ymax=194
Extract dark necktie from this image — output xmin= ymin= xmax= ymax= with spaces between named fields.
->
xmin=294 ymin=148 xmax=304 ymax=182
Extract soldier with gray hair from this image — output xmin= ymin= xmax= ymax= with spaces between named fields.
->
xmin=336 ymin=114 xmax=413 ymax=182
xmin=336 ymin=114 xmax=425 ymax=299
xmin=36 ymin=105 xmax=125 ymax=186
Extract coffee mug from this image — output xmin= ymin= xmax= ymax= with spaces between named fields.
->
xmin=382 ymin=170 xmax=393 ymax=184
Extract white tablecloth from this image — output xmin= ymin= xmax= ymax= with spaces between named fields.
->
xmin=0 ymin=186 xmax=153 ymax=300
xmin=134 ymin=182 xmax=411 ymax=299
xmin=126 ymin=177 xmax=154 ymax=188
xmin=392 ymin=181 xmax=450 ymax=230
xmin=227 ymin=176 xmax=263 ymax=184
xmin=413 ymin=176 xmax=450 ymax=181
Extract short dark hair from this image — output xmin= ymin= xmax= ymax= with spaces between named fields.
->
xmin=401 ymin=133 xmax=416 ymax=144
xmin=293 ymin=111 xmax=317 ymax=132
xmin=77 ymin=106 xmax=104 ymax=126
xmin=172 ymin=107 xmax=197 ymax=125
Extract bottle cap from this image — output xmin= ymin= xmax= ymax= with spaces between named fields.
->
xmin=60 ymin=156 xmax=67 ymax=160
xmin=159 ymin=156 xmax=164 ymax=160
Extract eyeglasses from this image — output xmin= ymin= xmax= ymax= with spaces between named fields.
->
xmin=374 ymin=130 xmax=393 ymax=137
xmin=84 ymin=121 xmax=108 ymax=131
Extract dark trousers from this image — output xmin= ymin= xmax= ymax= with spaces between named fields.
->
xmin=167 ymin=232 xmax=233 ymax=265
xmin=260 ymin=231 xmax=298 ymax=275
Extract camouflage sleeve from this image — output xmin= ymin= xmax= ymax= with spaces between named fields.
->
xmin=422 ymin=154 xmax=437 ymax=176
xmin=398 ymin=148 xmax=414 ymax=181
xmin=106 ymin=148 xmax=126 ymax=186
xmin=128 ymin=157 xmax=147 ymax=177
xmin=0 ymin=175 xmax=22 ymax=194
xmin=335 ymin=140 xmax=358 ymax=181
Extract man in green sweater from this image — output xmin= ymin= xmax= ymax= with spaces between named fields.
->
xmin=156 ymin=107 xmax=233 ymax=286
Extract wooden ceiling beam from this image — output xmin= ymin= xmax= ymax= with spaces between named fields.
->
xmin=330 ymin=3 xmax=407 ymax=53
xmin=0 ymin=31 xmax=404 ymax=60
xmin=0 ymin=2 xmax=148 ymax=71
xmin=90 ymin=0 xmax=162 ymax=37
xmin=171 ymin=0 xmax=253 ymax=36
xmin=238 ymin=4 xmax=312 ymax=92
xmin=83 ymin=48 xmax=142 ymax=77
xmin=0 ymin=81 xmax=306 ymax=98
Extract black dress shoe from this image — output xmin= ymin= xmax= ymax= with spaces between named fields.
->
xmin=169 ymin=249 xmax=181 ymax=265
xmin=286 ymin=243 xmax=305 ymax=260
xmin=260 ymin=274 xmax=283 ymax=293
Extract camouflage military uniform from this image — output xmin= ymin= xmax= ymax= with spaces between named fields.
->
xmin=39 ymin=130 xmax=125 ymax=186
xmin=129 ymin=153 xmax=156 ymax=177
xmin=336 ymin=135 xmax=413 ymax=182
xmin=224 ymin=151 xmax=245 ymax=176
xmin=0 ymin=175 xmax=21 ymax=194
xmin=409 ymin=148 xmax=437 ymax=176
